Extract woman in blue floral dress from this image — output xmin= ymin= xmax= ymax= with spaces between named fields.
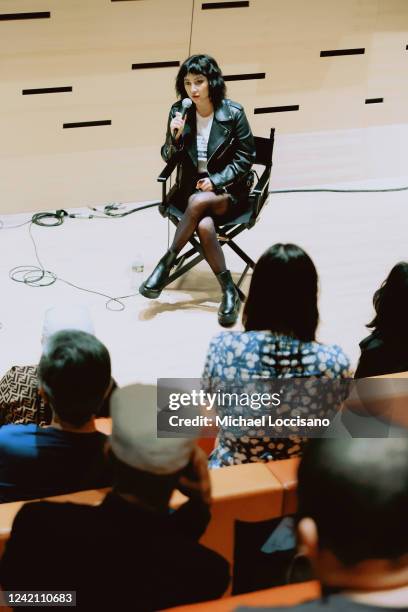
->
xmin=202 ymin=243 xmax=351 ymax=468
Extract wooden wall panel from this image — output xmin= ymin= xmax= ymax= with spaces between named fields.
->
xmin=363 ymin=0 xmax=408 ymax=127
xmin=0 ymin=0 xmax=192 ymax=213
xmin=0 ymin=0 xmax=407 ymax=213
xmin=191 ymin=0 xmax=407 ymax=134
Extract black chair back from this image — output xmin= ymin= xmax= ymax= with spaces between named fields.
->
xmin=155 ymin=127 xmax=276 ymax=297
xmin=254 ymin=128 xmax=275 ymax=167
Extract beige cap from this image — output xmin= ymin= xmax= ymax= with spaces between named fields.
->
xmin=110 ymin=384 xmax=195 ymax=475
xmin=42 ymin=305 xmax=95 ymax=345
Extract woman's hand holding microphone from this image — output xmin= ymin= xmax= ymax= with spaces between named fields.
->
xmin=170 ymin=112 xmax=186 ymax=142
xmin=170 ymin=98 xmax=192 ymax=141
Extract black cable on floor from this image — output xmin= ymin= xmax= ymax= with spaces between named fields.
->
xmin=98 ymin=201 xmax=160 ymax=218
xmin=32 ymin=209 xmax=68 ymax=226
xmin=2 ymin=182 xmax=407 ymax=309
xmin=0 ymin=219 xmax=32 ymax=230
xmin=9 ymin=223 xmax=138 ymax=311
xmin=269 ymin=185 xmax=408 ymax=194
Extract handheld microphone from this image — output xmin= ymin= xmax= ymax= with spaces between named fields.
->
xmin=173 ymin=98 xmax=192 ymax=138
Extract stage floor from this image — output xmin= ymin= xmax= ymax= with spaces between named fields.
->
xmin=1 ymin=177 xmax=407 ymax=384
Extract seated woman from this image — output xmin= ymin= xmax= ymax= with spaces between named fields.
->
xmin=202 ymin=243 xmax=351 ymax=468
xmin=139 ymin=54 xmax=256 ymax=327
xmin=355 ymin=262 xmax=408 ymax=378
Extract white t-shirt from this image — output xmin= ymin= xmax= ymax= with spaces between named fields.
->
xmin=196 ymin=111 xmax=214 ymax=174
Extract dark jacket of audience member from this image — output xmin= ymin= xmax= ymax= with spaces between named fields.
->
xmin=356 ymin=262 xmax=408 ymax=378
xmin=0 ymin=330 xmax=112 ymax=503
xmin=0 ymin=384 xmax=229 ymax=611
xmin=237 ymin=437 xmax=408 ymax=611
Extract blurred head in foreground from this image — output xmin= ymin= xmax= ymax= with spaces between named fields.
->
xmin=109 ymin=384 xmax=206 ymax=511
xmin=297 ymin=438 xmax=408 ymax=594
xmin=41 ymin=304 xmax=95 ymax=346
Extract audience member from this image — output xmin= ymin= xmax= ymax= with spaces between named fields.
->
xmin=0 ymin=305 xmax=113 ymax=426
xmin=238 ymin=437 xmax=408 ymax=611
xmin=0 ymin=384 xmax=230 ymax=610
xmin=356 ymin=262 xmax=408 ymax=378
xmin=202 ymin=243 xmax=351 ymax=468
xmin=0 ymin=305 xmax=91 ymax=425
xmin=0 ymin=329 xmax=112 ymax=502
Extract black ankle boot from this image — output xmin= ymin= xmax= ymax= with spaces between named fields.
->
xmin=216 ymin=270 xmax=240 ymax=327
xmin=139 ymin=249 xmax=178 ymax=299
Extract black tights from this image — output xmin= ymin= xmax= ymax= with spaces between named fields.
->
xmin=171 ymin=191 xmax=230 ymax=275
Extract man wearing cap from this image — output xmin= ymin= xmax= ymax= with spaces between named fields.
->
xmin=0 ymin=329 xmax=112 ymax=503
xmin=0 ymin=384 xmax=230 ymax=610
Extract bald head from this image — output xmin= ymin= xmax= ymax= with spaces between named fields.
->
xmin=298 ymin=438 xmax=408 ymax=565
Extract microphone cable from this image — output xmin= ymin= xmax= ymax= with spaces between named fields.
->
xmin=95 ymin=201 xmax=160 ymax=218
xmin=8 ymin=222 xmax=138 ymax=311
xmin=2 ymin=181 xmax=407 ymax=310
xmin=31 ymin=209 xmax=68 ymax=227
xmin=269 ymin=185 xmax=408 ymax=194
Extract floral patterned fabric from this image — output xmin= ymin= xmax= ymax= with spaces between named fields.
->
xmin=202 ymin=331 xmax=351 ymax=468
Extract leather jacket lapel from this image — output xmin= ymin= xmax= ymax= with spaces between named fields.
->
xmin=207 ymin=121 xmax=231 ymax=162
xmin=207 ymin=101 xmax=233 ymax=167
xmin=183 ymin=100 xmax=234 ymax=169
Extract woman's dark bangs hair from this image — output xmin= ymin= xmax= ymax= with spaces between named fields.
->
xmin=367 ymin=262 xmax=408 ymax=336
xmin=175 ymin=54 xmax=226 ymax=108
xmin=243 ymin=243 xmax=319 ymax=342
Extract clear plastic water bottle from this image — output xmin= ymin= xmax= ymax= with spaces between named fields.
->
xmin=130 ymin=255 xmax=144 ymax=291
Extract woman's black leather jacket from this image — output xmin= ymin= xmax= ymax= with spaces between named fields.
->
xmin=161 ymin=98 xmax=256 ymax=201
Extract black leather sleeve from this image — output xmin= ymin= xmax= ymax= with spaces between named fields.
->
xmin=161 ymin=105 xmax=184 ymax=162
xmin=210 ymin=108 xmax=256 ymax=191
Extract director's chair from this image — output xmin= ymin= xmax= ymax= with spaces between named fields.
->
xmin=157 ymin=128 xmax=275 ymax=298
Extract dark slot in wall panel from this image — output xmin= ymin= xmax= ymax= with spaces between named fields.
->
xmin=23 ymin=87 xmax=72 ymax=95
xmin=254 ymin=105 xmax=299 ymax=114
xmin=320 ymin=48 xmax=365 ymax=57
xmin=224 ymin=73 xmax=265 ymax=82
xmin=202 ymin=1 xmax=249 ymax=9
xmin=365 ymin=98 xmax=383 ymax=104
xmin=132 ymin=61 xmax=180 ymax=70
xmin=406 ymin=44 xmax=408 ymax=50
xmin=63 ymin=120 xmax=111 ymax=129
xmin=0 ymin=12 xmax=50 ymax=21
